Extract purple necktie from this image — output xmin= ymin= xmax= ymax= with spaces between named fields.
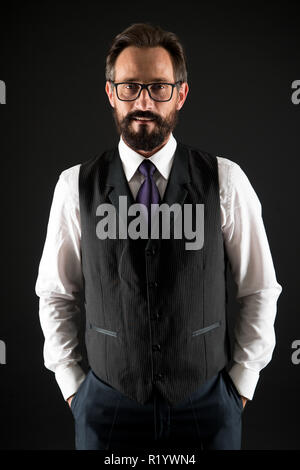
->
xmin=136 ymin=159 xmax=161 ymax=235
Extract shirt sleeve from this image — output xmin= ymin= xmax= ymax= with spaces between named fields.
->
xmin=35 ymin=164 xmax=87 ymax=400
xmin=217 ymin=157 xmax=282 ymax=400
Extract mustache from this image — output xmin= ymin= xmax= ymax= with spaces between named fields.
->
xmin=126 ymin=111 xmax=160 ymax=121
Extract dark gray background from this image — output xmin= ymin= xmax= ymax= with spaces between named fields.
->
xmin=0 ymin=0 xmax=299 ymax=450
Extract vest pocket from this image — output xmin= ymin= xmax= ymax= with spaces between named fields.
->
xmin=192 ymin=321 xmax=221 ymax=337
xmin=89 ymin=323 xmax=118 ymax=337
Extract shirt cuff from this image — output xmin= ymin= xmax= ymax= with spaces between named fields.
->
xmin=55 ymin=363 xmax=87 ymax=401
xmin=228 ymin=363 xmax=260 ymax=401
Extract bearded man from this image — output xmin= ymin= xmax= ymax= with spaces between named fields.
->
xmin=35 ymin=23 xmax=282 ymax=450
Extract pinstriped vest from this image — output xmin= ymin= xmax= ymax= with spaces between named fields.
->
xmin=79 ymin=141 xmax=230 ymax=406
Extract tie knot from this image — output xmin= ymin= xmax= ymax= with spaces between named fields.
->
xmin=138 ymin=159 xmax=157 ymax=178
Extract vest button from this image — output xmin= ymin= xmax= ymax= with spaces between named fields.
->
xmin=151 ymin=311 xmax=161 ymax=320
xmin=145 ymin=247 xmax=157 ymax=256
xmin=152 ymin=344 xmax=161 ymax=352
xmin=149 ymin=281 xmax=158 ymax=288
xmin=154 ymin=373 xmax=164 ymax=382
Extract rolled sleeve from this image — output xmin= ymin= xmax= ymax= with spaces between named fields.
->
xmin=35 ymin=164 xmax=85 ymax=400
xmin=218 ymin=157 xmax=282 ymax=400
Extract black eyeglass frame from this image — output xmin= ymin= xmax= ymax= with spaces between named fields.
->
xmin=110 ymin=80 xmax=182 ymax=102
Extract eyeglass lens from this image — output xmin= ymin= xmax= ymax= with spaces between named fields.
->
xmin=117 ymin=83 xmax=173 ymax=101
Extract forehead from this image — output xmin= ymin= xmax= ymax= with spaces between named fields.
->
xmin=114 ymin=46 xmax=175 ymax=82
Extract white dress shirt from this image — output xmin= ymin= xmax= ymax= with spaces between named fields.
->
xmin=35 ymin=132 xmax=282 ymax=402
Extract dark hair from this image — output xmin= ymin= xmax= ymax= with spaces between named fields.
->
xmin=105 ymin=23 xmax=188 ymax=83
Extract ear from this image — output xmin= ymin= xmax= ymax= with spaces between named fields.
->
xmin=175 ymin=82 xmax=189 ymax=111
xmin=105 ymin=80 xmax=115 ymax=108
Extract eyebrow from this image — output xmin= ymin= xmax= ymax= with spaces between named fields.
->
xmin=119 ymin=78 xmax=172 ymax=83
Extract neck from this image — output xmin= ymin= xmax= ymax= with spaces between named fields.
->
xmin=122 ymin=133 xmax=171 ymax=158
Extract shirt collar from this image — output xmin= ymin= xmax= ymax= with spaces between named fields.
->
xmin=118 ymin=132 xmax=177 ymax=182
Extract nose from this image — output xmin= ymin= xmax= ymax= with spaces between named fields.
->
xmin=133 ymin=87 xmax=154 ymax=110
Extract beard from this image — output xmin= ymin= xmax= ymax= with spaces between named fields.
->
xmin=112 ymin=107 xmax=179 ymax=152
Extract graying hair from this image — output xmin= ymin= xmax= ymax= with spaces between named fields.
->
xmin=105 ymin=23 xmax=188 ymax=83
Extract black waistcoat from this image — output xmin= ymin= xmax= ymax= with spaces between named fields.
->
xmin=79 ymin=141 xmax=230 ymax=406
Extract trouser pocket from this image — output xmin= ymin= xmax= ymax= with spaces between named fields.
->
xmin=70 ymin=370 xmax=91 ymax=416
xmin=222 ymin=369 xmax=244 ymax=412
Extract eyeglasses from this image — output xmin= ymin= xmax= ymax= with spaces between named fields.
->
xmin=110 ymin=80 xmax=182 ymax=102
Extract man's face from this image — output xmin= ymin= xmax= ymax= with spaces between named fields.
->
xmin=105 ymin=46 xmax=189 ymax=153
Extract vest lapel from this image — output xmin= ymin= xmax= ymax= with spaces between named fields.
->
xmin=105 ymin=147 xmax=135 ymax=229
xmin=161 ymin=141 xmax=191 ymax=208
xmin=104 ymin=142 xmax=192 ymax=239
xmin=145 ymin=141 xmax=192 ymax=250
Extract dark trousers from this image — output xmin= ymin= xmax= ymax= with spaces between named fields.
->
xmin=70 ymin=368 xmax=244 ymax=450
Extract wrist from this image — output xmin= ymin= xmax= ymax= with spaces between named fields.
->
xmin=240 ymin=395 xmax=248 ymax=408
xmin=67 ymin=393 xmax=76 ymax=407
